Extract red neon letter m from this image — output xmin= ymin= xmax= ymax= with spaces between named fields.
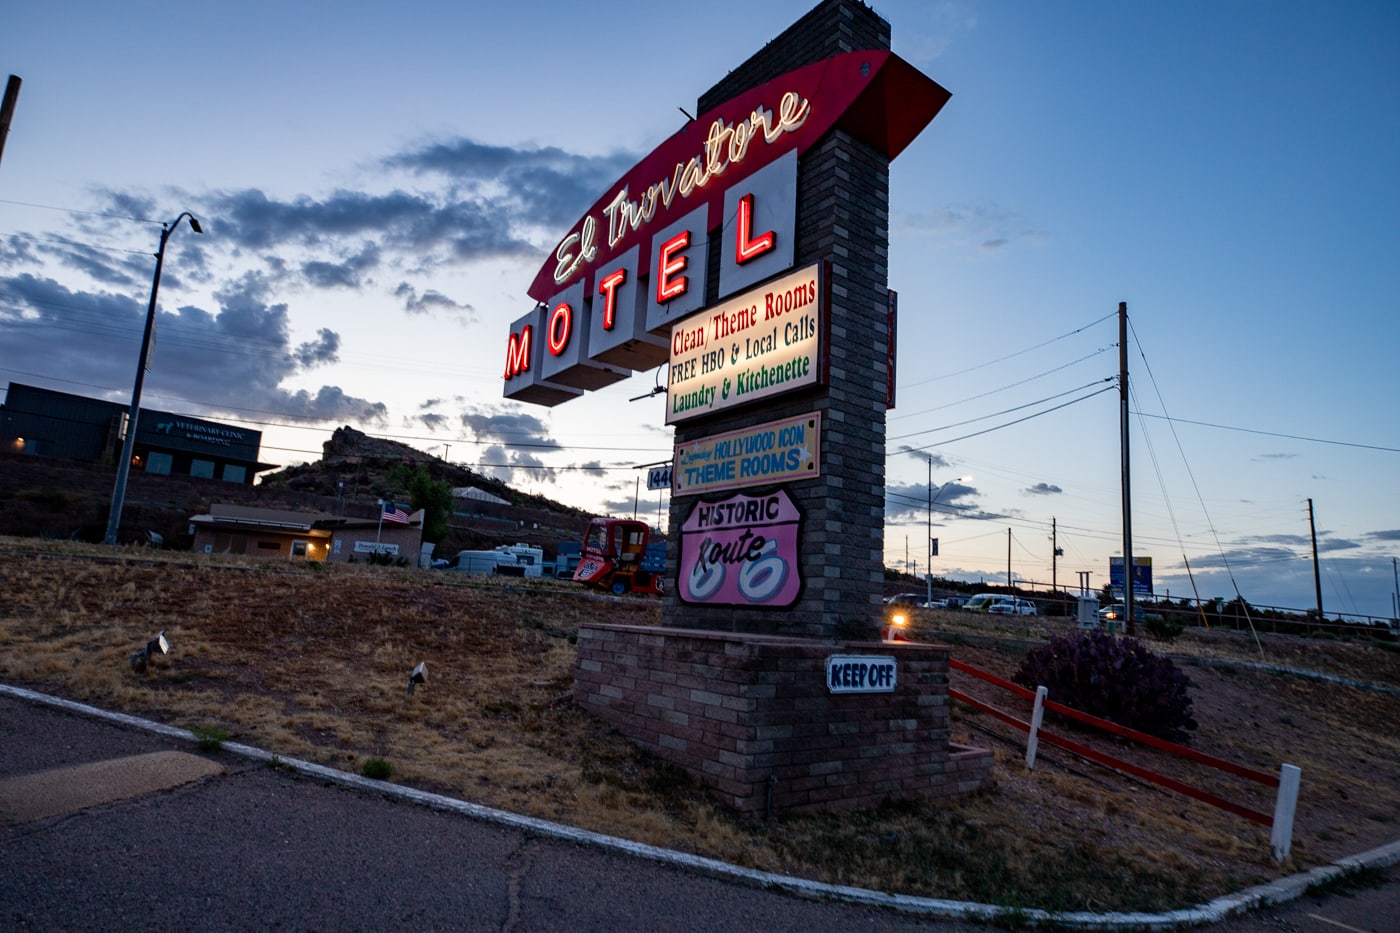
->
xmin=503 ymin=325 xmax=531 ymax=379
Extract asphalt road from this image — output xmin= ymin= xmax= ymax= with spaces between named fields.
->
xmin=2 ymin=688 xmax=1396 ymax=932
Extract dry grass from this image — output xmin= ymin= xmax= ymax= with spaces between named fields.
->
xmin=2 ymin=537 xmax=1398 ymax=915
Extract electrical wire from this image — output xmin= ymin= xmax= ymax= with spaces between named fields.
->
xmin=898 ymin=309 xmax=1117 ymax=389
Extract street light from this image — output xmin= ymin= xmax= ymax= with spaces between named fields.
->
xmin=103 ymin=212 xmax=203 ymax=546
xmin=926 ymin=464 xmax=969 ymax=603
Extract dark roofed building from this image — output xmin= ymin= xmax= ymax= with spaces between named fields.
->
xmin=1 ymin=382 xmax=275 ymax=484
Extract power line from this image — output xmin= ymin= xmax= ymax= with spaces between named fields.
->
xmin=899 ymin=384 xmax=1116 ymax=453
xmin=0 ymin=197 xmax=158 ymax=225
xmin=1132 ymin=411 xmax=1399 ymax=454
xmin=897 ymin=310 xmax=1116 ymax=390
xmin=890 ymin=379 xmax=1112 ymax=442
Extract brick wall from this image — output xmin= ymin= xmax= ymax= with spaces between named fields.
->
xmin=664 ymin=0 xmax=894 ymax=641
xmin=575 ymin=623 xmax=992 ymax=814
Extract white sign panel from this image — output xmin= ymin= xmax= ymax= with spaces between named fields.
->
xmin=647 ymin=465 xmax=673 ymax=490
xmin=825 ymin=655 xmax=897 ymax=694
xmin=354 ymin=541 xmax=400 ymax=556
xmin=666 ymin=263 xmax=822 ymax=424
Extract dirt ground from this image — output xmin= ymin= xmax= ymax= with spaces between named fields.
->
xmin=2 ymin=539 xmax=1397 ymax=914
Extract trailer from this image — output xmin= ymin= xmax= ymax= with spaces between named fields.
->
xmin=443 ymin=543 xmax=543 ymax=578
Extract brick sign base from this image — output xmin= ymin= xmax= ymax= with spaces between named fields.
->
xmin=574 ymin=624 xmax=992 ymax=814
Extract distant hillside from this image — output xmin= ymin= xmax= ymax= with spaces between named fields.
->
xmin=0 ymin=425 xmax=598 ymax=558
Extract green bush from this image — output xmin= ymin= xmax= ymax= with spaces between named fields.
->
xmin=361 ymin=757 xmax=393 ymax=780
xmin=1144 ymin=613 xmax=1185 ymax=641
xmin=1013 ymin=630 xmax=1197 ymax=743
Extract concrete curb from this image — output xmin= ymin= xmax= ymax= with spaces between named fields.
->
xmin=4 ymin=681 xmax=1397 ymax=930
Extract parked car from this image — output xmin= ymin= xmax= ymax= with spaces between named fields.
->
xmin=1098 ymin=604 xmax=1159 ymax=624
xmin=884 ymin=593 xmax=923 ymax=606
xmin=988 ymin=597 xmax=1037 ymax=616
xmin=963 ymin=594 xmax=999 ymax=612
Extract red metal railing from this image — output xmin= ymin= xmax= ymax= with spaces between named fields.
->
xmin=948 ymin=658 xmax=1281 ymax=827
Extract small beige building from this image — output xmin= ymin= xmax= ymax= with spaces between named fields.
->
xmin=189 ymin=503 xmax=424 ymax=564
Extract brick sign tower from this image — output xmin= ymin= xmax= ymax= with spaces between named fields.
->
xmin=503 ymin=0 xmax=991 ymax=813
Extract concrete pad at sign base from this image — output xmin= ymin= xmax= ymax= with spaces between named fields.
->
xmin=0 ymin=750 xmax=225 ymax=825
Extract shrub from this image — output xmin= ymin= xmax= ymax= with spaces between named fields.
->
xmin=361 ymin=757 xmax=392 ymax=780
xmin=1013 ymin=630 xmax=1198 ymax=743
xmin=1144 ymin=613 xmax=1185 ymax=641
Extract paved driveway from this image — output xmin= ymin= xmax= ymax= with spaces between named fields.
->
xmin=2 ymin=688 xmax=1396 ymax=931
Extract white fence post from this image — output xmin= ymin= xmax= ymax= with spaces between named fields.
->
xmin=1270 ymin=763 xmax=1302 ymax=862
xmin=1026 ymin=686 xmax=1048 ymax=769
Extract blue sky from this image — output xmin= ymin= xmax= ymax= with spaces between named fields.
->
xmin=3 ymin=1 xmax=1397 ymax=618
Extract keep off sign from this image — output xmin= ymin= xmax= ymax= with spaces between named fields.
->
xmin=825 ymin=655 xmax=897 ymax=694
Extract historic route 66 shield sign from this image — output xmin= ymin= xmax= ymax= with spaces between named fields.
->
xmin=678 ymin=488 xmax=802 ymax=607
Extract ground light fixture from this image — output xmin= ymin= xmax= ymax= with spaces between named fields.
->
xmin=130 ymin=630 xmax=169 ymax=673
xmin=407 ymin=661 xmax=427 ymax=696
xmin=883 ymin=612 xmax=909 ymax=642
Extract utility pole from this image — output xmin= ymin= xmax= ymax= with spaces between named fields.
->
xmin=1308 ymin=497 xmax=1323 ymax=621
xmin=0 ymin=75 xmax=21 ymax=168
xmin=1119 ymin=301 xmax=1136 ymax=636
xmin=1051 ymin=517 xmax=1061 ymax=595
xmin=926 ymin=456 xmax=933 ymax=604
xmin=1007 ymin=527 xmax=1012 ymax=591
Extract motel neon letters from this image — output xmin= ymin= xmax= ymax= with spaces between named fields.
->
xmin=502 ymin=50 xmax=949 ymax=407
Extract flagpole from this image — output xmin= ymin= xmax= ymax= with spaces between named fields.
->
xmin=376 ymin=499 xmax=384 ymax=544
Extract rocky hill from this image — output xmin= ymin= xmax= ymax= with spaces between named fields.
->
xmin=0 ymin=425 xmax=598 ymax=559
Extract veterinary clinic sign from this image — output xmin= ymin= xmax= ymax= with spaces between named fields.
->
xmin=678 ymin=489 xmax=802 ymax=607
xmin=667 ymin=264 xmax=822 ymax=423
xmin=674 ymin=412 xmax=819 ymax=496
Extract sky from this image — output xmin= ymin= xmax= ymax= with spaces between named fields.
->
xmin=2 ymin=1 xmax=1397 ymax=619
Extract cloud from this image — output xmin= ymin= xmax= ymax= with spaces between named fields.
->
xmin=0 ymin=135 xmax=648 ymax=450
xmin=417 ymin=412 xmax=450 ymax=431
xmin=460 ymin=409 xmax=560 ymax=449
xmin=293 ymin=328 xmax=340 ymax=367
xmin=0 ymin=270 xmax=386 ymax=426
xmin=394 ymin=282 xmax=475 ymax=320
xmin=457 ymin=408 xmax=563 ymax=485
xmin=480 ymin=444 xmax=555 ymax=486
xmin=1366 ymin=529 xmax=1400 ymax=543
xmin=894 ymin=201 xmax=1047 ymax=252
xmin=300 ymin=242 xmax=381 ymax=289
xmin=1025 ymin=482 xmax=1062 ymax=495
xmin=383 ymin=139 xmax=636 ymax=229
xmin=884 ymin=479 xmax=979 ymax=523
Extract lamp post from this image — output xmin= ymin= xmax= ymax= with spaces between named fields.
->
xmin=925 ymin=464 xmax=968 ymax=603
xmin=103 ymin=212 xmax=203 ymax=545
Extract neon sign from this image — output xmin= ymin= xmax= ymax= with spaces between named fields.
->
xmin=504 ymin=50 xmax=951 ymax=406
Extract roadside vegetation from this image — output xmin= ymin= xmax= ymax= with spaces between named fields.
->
xmin=1 ymin=537 xmax=1397 ymax=915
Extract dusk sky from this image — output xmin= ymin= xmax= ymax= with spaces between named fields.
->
xmin=3 ymin=1 xmax=1397 ymax=618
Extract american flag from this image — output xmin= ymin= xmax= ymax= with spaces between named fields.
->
xmin=381 ymin=501 xmax=410 ymax=524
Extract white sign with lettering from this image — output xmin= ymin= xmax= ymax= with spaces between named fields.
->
xmin=666 ymin=263 xmax=822 ymax=424
xmin=825 ymin=655 xmax=897 ymax=694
